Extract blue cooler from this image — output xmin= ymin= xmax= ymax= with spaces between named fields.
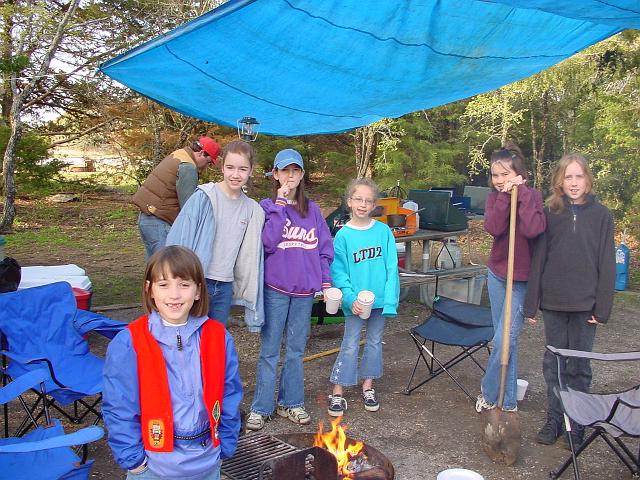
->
xmin=615 ymin=242 xmax=630 ymax=291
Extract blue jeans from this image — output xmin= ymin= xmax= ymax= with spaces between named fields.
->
xmin=330 ymin=309 xmax=385 ymax=387
xmin=251 ymin=288 xmax=313 ymax=415
xmin=481 ymin=269 xmax=527 ymax=409
xmin=206 ymin=279 xmax=233 ymax=326
xmin=126 ymin=465 xmax=220 ymax=480
xmin=138 ymin=212 xmax=171 ymax=259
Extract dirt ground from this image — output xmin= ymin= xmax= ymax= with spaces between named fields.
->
xmin=77 ymin=291 xmax=640 ymax=480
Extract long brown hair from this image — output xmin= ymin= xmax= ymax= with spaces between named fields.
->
xmin=221 ymin=140 xmax=256 ymax=167
xmin=142 ymin=246 xmax=209 ymax=317
xmin=270 ymin=171 xmax=309 ymax=217
xmin=488 ymin=141 xmax=528 ymax=189
xmin=547 ymin=153 xmax=594 ymax=213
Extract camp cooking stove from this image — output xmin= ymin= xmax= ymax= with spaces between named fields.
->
xmin=390 ymin=225 xmax=415 ymax=238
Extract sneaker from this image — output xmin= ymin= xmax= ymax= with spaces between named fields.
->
xmin=246 ymin=411 xmax=266 ymax=431
xmin=475 ymin=394 xmax=496 ymax=413
xmin=536 ymin=418 xmax=563 ymax=445
xmin=276 ymin=405 xmax=311 ymax=425
xmin=328 ymin=395 xmax=348 ymax=417
xmin=502 ymin=405 xmax=518 ymax=412
xmin=362 ymin=389 xmax=380 ymax=412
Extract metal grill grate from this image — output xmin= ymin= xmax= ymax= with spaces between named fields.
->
xmin=221 ymin=434 xmax=299 ymax=480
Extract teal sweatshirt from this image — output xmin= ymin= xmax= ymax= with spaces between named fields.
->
xmin=331 ymin=219 xmax=400 ymax=317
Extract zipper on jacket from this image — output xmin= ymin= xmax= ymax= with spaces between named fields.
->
xmin=570 ymin=204 xmax=577 ymax=233
xmin=176 ymin=329 xmax=183 ymax=351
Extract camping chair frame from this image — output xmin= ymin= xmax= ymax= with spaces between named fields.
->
xmin=548 ymin=346 xmax=640 ymax=480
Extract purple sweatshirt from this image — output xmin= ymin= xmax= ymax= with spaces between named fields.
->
xmin=484 ymin=185 xmax=546 ymax=282
xmin=261 ymin=197 xmax=334 ymax=296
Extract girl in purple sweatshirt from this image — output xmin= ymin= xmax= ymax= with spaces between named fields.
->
xmin=476 ymin=143 xmax=546 ymax=413
xmin=246 ymin=149 xmax=334 ymax=431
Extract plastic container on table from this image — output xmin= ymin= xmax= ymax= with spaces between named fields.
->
xmin=72 ymin=287 xmax=93 ymax=311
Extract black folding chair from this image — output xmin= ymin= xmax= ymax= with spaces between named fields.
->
xmin=404 ymin=295 xmax=493 ymax=400
xmin=548 ymin=346 xmax=640 ymax=480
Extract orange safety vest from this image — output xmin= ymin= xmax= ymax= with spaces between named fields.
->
xmin=128 ymin=315 xmax=226 ymax=452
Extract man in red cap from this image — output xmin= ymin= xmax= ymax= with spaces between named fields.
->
xmin=133 ymin=136 xmax=220 ymax=258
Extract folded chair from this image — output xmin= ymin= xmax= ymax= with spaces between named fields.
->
xmin=0 ymin=368 xmax=104 ymax=480
xmin=404 ymin=295 xmax=493 ymax=400
xmin=548 ymin=346 xmax=640 ymax=480
xmin=0 ymin=281 xmax=125 ymax=436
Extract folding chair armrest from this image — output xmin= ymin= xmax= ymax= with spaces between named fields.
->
xmin=73 ymin=311 xmax=126 ymax=339
xmin=0 ymin=368 xmax=49 ymax=406
xmin=546 ymin=346 xmax=640 ymax=362
xmin=616 ymin=397 xmax=640 ymax=410
xmin=0 ymin=425 xmax=104 ymax=452
xmin=1 ymin=351 xmax=67 ymax=388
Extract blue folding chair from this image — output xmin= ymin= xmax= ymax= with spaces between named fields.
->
xmin=404 ymin=295 xmax=494 ymax=400
xmin=0 ymin=368 xmax=104 ymax=480
xmin=0 ymin=281 xmax=125 ymax=435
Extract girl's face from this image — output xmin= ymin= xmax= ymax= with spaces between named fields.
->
xmin=562 ymin=161 xmax=588 ymax=204
xmin=222 ymin=152 xmax=253 ymax=193
xmin=274 ymin=164 xmax=304 ymax=193
xmin=490 ymin=161 xmax=518 ymax=192
xmin=147 ymin=274 xmax=200 ymax=325
xmin=347 ymin=185 xmax=376 ymax=221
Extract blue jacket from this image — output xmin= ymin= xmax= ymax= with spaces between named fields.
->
xmin=166 ymin=185 xmax=266 ymax=332
xmin=331 ymin=220 xmax=399 ymax=317
xmin=102 ymin=312 xmax=243 ymax=480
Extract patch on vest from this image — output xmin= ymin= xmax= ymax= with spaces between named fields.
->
xmin=148 ymin=419 xmax=165 ymax=448
xmin=212 ymin=400 xmax=221 ymax=440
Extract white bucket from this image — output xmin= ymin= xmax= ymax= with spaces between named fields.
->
xmin=437 ymin=468 xmax=484 ymax=480
xmin=324 ymin=287 xmax=343 ymax=314
xmin=517 ymin=378 xmax=529 ymax=401
xmin=357 ymin=290 xmax=375 ymax=319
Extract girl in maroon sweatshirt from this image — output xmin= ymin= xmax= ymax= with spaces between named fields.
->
xmin=476 ymin=143 xmax=546 ymax=413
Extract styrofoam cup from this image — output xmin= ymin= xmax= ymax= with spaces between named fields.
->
xmin=357 ymin=290 xmax=375 ymax=319
xmin=324 ymin=287 xmax=343 ymax=314
xmin=437 ymin=468 xmax=484 ymax=480
xmin=517 ymin=378 xmax=529 ymax=401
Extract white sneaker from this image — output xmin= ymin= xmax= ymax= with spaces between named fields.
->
xmin=246 ymin=411 xmax=266 ymax=431
xmin=276 ymin=405 xmax=311 ymax=425
xmin=475 ymin=394 xmax=496 ymax=413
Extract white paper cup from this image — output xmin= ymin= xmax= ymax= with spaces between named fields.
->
xmin=324 ymin=287 xmax=343 ymax=314
xmin=357 ymin=290 xmax=375 ymax=319
xmin=437 ymin=468 xmax=484 ymax=480
xmin=517 ymin=378 xmax=529 ymax=401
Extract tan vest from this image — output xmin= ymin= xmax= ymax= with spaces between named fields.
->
xmin=132 ymin=148 xmax=197 ymax=224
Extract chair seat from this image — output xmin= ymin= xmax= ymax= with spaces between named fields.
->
xmin=413 ymin=314 xmax=493 ymax=347
xmin=561 ymin=386 xmax=640 ymax=437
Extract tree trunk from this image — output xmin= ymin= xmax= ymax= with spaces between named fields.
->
xmin=0 ymin=118 xmax=21 ymax=233
xmin=355 ymin=126 xmax=378 ymax=178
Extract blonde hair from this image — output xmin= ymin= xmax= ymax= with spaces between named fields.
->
xmin=547 ymin=153 xmax=594 ymax=213
xmin=345 ymin=178 xmax=379 ymax=203
xmin=221 ymin=140 xmax=256 ymax=167
xmin=142 ymin=246 xmax=209 ymax=317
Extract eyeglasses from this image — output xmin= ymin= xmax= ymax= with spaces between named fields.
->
xmin=350 ymin=197 xmax=375 ymax=206
xmin=195 ymin=142 xmax=210 ymax=158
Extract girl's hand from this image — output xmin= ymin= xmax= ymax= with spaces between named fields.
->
xmin=277 ymin=183 xmax=290 ymax=199
xmin=322 ymin=288 xmax=329 ymax=303
xmin=587 ymin=315 xmax=601 ymax=325
xmin=351 ymin=300 xmax=363 ymax=316
xmin=502 ymin=175 xmax=526 ymax=193
xmin=526 ymin=317 xmax=537 ymax=325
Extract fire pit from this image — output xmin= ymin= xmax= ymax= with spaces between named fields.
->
xmin=222 ymin=424 xmax=394 ymax=480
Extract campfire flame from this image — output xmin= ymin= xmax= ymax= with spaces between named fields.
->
xmin=314 ymin=417 xmax=366 ymax=478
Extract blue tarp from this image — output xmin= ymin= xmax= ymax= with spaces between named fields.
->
xmin=99 ymin=0 xmax=640 ymax=136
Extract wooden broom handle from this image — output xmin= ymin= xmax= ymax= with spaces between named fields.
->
xmin=497 ymin=184 xmax=517 ymax=408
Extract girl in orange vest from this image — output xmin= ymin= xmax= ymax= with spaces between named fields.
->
xmin=103 ymin=246 xmax=242 ymax=480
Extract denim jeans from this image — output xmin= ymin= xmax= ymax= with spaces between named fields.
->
xmin=481 ymin=269 xmax=527 ymax=409
xmin=542 ymin=309 xmax=597 ymax=422
xmin=206 ymin=279 xmax=233 ymax=326
xmin=138 ymin=212 xmax=171 ymax=259
xmin=330 ymin=309 xmax=385 ymax=387
xmin=251 ymin=288 xmax=313 ymax=415
xmin=126 ymin=465 xmax=220 ymax=480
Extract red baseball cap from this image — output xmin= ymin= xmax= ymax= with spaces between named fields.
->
xmin=198 ymin=136 xmax=221 ymax=165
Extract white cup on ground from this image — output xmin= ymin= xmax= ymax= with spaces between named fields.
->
xmin=324 ymin=287 xmax=343 ymax=314
xmin=437 ymin=468 xmax=484 ymax=480
xmin=517 ymin=378 xmax=529 ymax=401
xmin=357 ymin=290 xmax=375 ymax=319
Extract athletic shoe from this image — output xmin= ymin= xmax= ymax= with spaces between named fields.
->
xmin=328 ymin=395 xmax=347 ymax=417
xmin=475 ymin=394 xmax=496 ymax=413
xmin=246 ymin=411 xmax=266 ymax=431
xmin=536 ymin=418 xmax=563 ymax=445
xmin=276 ymin=405 xmax=311 ymax=425
xmin=362 ymin=389 xmax=380 ymax=412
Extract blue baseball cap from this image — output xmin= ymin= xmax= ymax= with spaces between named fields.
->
xmin=273 ymin=149 xmax=304 ymax=170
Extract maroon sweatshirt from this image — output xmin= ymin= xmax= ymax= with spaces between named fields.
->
xmin=484 ymin=185 xmax=546 ymax=282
